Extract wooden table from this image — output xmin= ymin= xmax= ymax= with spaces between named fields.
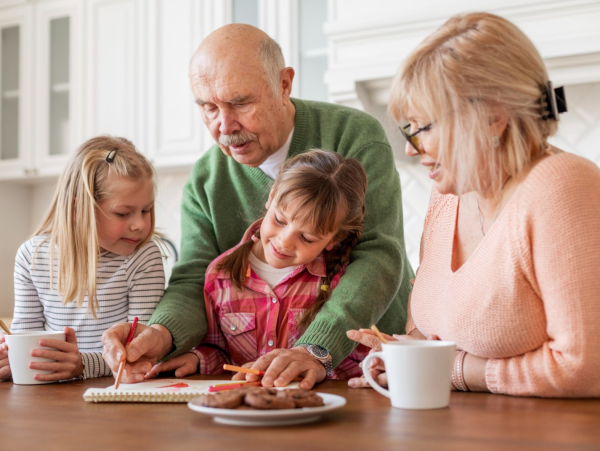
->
xmin=2 ymin=375 xmax=600 ymax=451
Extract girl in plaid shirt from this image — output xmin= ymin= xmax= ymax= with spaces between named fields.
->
xmin=149 ymin=149 xmax=369 ymax=380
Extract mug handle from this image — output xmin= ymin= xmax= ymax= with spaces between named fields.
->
xmin=362 ymin=352 xmax=390 ymax=398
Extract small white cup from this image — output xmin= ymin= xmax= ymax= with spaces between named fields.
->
xmin=362 ymin=340 xmax=456 ymax=409
xmin=5 ymin=330 xmax=66 ymax=385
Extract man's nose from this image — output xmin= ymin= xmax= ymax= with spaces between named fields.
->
xmin=218 ymin=108 xmax=241 ymax=136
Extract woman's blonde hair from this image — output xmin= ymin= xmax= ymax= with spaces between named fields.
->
xmin=34 ymin=135 xmax=158 ymax=316
xmin=389 ymin=12 xmax=559 ymax=195
xmin=217 ymin=149 xmax=368 ymax=331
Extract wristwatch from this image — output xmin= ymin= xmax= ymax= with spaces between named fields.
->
xmin=298 ymin=344 xmax=333 ymax=376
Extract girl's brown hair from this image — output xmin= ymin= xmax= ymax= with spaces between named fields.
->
xmin=34 ymin=135 xmax=158 ymax=316
xmin=217 ymin=149 xmax=368 ymax=331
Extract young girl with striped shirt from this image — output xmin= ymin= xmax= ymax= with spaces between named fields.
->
xmin=148 ymin=149 xmax=368 ymax=380
xmin=0 ymin=136 xmax=165 ymax=382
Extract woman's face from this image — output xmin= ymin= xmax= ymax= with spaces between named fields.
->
xmin=403 ymin=109 xmax=456 ymax=195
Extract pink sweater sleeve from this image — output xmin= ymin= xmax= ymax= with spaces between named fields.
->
xmin=485 ymin=157 xmax=600 ymax=397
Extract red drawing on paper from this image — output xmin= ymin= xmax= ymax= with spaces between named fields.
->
xmin=156 ymin=382 xmax=189 ymax=392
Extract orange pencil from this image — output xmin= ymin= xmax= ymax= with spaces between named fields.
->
xmin=223 ymin=364 xmax=265 ymax=376
xmin=115 ymin=317 xmax=138 ymax=389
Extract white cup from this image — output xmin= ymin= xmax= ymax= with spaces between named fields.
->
xmin=362 ymin=340 xmax=455 ymax=409
xmin=5 ymin=330 xmax=66 ymax=385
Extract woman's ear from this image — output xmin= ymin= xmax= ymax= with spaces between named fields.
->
xmin=490 ymin=107 xmax=509 ymax=138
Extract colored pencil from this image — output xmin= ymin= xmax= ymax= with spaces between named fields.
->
xmin=115 ymin=317 xmax=139 ymax=389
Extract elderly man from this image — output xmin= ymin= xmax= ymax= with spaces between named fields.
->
xmin=102 ymin=24 xmax=413 ymax=389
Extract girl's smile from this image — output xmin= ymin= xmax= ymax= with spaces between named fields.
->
xmin=253 ymin=199 xmax=338 ymax=269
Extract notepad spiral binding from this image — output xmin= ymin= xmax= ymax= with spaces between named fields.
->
xmin=84 ymin=391 xmax=204 ymax=403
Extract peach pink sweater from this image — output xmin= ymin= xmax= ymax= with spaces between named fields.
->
xmin=407 ymin=153 xmax=600 ymax=397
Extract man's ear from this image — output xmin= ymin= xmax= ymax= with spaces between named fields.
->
xmin=280 ymin=67 xmax=295 ymax=103
xmin=265 ymin=186 xmax=276 ymax=209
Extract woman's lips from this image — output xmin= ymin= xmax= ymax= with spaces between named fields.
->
xmin=422 ymin=162 xmax=441 ymax=180
xmin=270 ymin=242 xmax=291 ymax=260
xmin=428 ymin=165 xmax=441 ymax=180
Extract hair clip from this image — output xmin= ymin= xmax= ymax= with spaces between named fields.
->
xmin=540 ymin=81 xmax=567 ymax=121
xmin=106 ymin=148 xmax=118 ymax=163
xmin=320 ymin=284 xmax=329 ymax=292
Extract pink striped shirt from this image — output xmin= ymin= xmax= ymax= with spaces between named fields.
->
xmin=191 ymin=220 xmax=367 ymax=379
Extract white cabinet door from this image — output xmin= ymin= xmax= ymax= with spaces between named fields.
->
xmin=0 ymin=3 xmax=32 ymax=180
xmin=33 ymin=0 xmax=80 ymax=177
xmin=82 ymin=0 xmax=141 ymax=145
xmin=145 ymin=0 xmax=205 ymax=168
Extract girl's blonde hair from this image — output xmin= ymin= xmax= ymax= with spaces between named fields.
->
xmin=217 ymin=149 xmax=368 ymax=331
xmin=389 ymin=12 xmax=559 ymax=195
xmin=34 ymin=135 xmax=158 ymax=316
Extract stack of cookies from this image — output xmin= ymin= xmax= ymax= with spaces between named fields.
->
xmin=200 ymin=387 xmax=324 ymax=410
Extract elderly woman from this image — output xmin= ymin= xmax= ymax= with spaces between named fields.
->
xmin=348 ymin=12 xmax=600 ymax=397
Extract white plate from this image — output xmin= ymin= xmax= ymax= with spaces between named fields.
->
xmin=188 ymin=393 xmax=346 ymax=427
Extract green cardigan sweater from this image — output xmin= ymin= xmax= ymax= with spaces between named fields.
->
xmin=149 ymin=98 xmax=414 ymax=367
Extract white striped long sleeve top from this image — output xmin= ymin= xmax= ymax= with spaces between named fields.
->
xmin=12 ymin=236 xmax=165 ymax=379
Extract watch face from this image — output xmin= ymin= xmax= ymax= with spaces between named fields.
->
xmin=309 ymin=345 xmax=328 ymax=359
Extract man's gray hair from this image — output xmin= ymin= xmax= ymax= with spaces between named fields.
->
xmin=259 ymin=37 xmax=286 ymax=96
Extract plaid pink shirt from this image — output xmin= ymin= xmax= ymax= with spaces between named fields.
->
xmin=191 ymin=220 xmax=368 ymax=380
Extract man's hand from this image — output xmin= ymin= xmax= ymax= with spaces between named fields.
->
xmin=101 ymin=323 xmax=173 ymax=384
xmin=30 ymin=327 xmax=84 ymax=381
xmin=245 ymin=347 xmax=326 ymax=390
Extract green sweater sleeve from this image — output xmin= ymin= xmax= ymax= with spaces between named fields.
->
xmin=147 ymin=170 xmax=215 ymax=359
xmin=295 ymin=141 xmax=414 ymax=367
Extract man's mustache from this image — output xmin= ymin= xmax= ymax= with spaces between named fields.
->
xmin=219 ymin=131 xmax=257 ymax=146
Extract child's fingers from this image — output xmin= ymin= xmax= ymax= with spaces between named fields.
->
xmin=33 ymin=369 xmax=73 ymax=382
xmin=64 ymin=327 xmax=78 ymax=345
xmin=0 ymin=354 xmax=11 ymax=381
xmin=31 ymin=348 xmax=79 ymax=364
xmin=348 ymin=375 xmax=371 ymax=388
xmin=145 ymin=354 xmax=194 ymax=378
xmin=29 ymin=360 xmax=77 ymax=377
xmin=37 ymin=338 xmax=78 ymax=354
xmin=174 ymin=358 xmax=198 ymax=378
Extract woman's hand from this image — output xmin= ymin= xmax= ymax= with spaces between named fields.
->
xmin=30 ymin=327 xmax=84 ymax=381
xmin=346 ymin=328 xmax=440 ymax=388
xmin=145 ymin=352 xmax=200 ymax=379
xmin=0 ymin=334 xmax=11 ymax=381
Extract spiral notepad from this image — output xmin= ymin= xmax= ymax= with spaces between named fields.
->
xmin=83 ymin=379 xmax=218 ymax=403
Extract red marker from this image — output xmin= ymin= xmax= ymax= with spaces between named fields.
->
xmin=115 ymin=317 xmax=139 ymax=389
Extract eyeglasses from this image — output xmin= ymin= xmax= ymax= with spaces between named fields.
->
xmin=399 ymin=123 xmax=432 ymax=154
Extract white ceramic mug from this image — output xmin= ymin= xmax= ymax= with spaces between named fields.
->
xmin=5 ymin=330 xmax=66 ymax=385
xmin=362 ymin=340 xmax=456 ymax=409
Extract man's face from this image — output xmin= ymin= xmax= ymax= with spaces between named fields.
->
xmin=191 ymin=61 xmax=292 ymax=167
